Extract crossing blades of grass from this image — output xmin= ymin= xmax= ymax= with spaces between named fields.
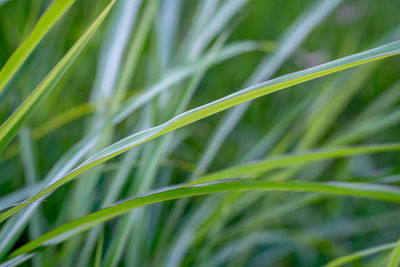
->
xmin=324 ymin=241 xmax=397 ymax=267
xmin=191 ymin=0 xmax=343 ymax=179
xmin=0 ymin=0 xmax=115 ymax=152
xmin=0 ymin=40 xmax=263 ymax=162
xmin=8 ymin=179 xmax=400 ymax=258
xmin=387 ymin=238 xmax=400 ymax=267
xmin=0 ymin=254 xmax=34 ymax=267
xmin=0 ymin=40 xmax=399 ymax=223
xmin=160 ymin=1 xmax=344 ymax=260
xmin=0 ymin=40 xmax=264 ymax=259
xmin=0 ymin=0 xmax=76 ymax=95
xmin=111 ymin=40 xmax=266 ymax=124
xmin=188 ymin=143 xmax=400 ymax=185
xmin=18 ymin=128 xmax=42 ymax=267
xmin=1 ymin=39 xmax=263 ymax=161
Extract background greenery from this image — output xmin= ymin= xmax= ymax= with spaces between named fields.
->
xmin=1 ymin=0 xmax=400 ymax=266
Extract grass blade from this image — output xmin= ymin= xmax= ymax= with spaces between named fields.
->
xmin=324 ymin=242 xmax=397 ymax=267
xmin=104 ymin=30 xmax=227 ymax=267
xmin=0 ymin=254 xmax=34 ymax=267
xmin=8 ymin=179 xmax=400 ymax=258
xmin=18 ymin=128 xmax=42 ymax=267
xmin=387 ymin=238 xmax=400 ymax=267
xmin=94 ymin=230 xmax=104 ymax=267
xmin=0 ymin=40 xmax=262 ymax=257
xmin=0 ymin=40 xmax=399 ymax=223
xmin=0 ymin=0 xmax=116 ymax=152
xmin=161 ymin=2 xmax=344 ymax=261
xmin=189 ymin=143 xmax=400 ymax=185
xmin=188 ymin=0 xmax=248 ymax=59
xmin=192 ymin=0 xmax=343 ymax=178
xmin=0 ymin=0 xmax=76 ymax=94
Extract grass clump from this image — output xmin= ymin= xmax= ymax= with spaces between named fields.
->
xmin=0 ymin=0 xmax=400 ymax=266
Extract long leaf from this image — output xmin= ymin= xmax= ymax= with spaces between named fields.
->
xmin=0 ymin=0 xmax=76 ymax=94
xmin=1 ymin=40 xmax=399 ymax=223
xmin=324 ymin=242 xmax=397 ymax=267
xmin=387 ymin=238 xmax=400 ymax=267
xmin=0 ymin=0 xmax=116 ymax=152
xmin=0 ymin=254 xmax=34 ymax=267
xmin=189 ymin=143 xmax=400 ymax=185
xmin=0 ymin=40 xmax=263 ymax=260
xmin=8 ymin=179 xmax=400 ymax=258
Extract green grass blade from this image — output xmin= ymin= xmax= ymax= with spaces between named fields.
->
xmin=94 ymin=230 xmax=104 ymax=267
xmin=8 ymin=179 xmax=400 ymax=258
xmin=1 ymin=40 xmax=399 ymax=223
xmin=387 ymin=238 xmax=400 ymax=267
xmin=111 ymin=0 xmax=157 ymax=110
xmin=65 ymin=0 xmax=145 ymax=246
xmin=0 ymin=185 xmax=39 ymax=212
xmin=104 ymin=31 xmax=227 ymax=267
xmin=161 ymin=2 xmax=344 ymax=261
xmin=111 ymin=40 xmax=264 ymax=124
xmin=157 ymin=0 xmax=180 ymax=70
xmin=1 ymin=102 xmax=97 ymax=162
xmin=0 ymin=253 xmax=34 ymax=267
xmin=329 ymin=107 xmax=400 ymax=146
xmin=0 ymin=0 xmax=116 ymax=152
xmin=222 ymin=194 xmax=323 ymax=242
xmin=0 ymin=40 xmax=261 ymax=257
xmin=189 ymin=143 xmax=400 ymax=185
xmin=192 ymin=0 xmax=343 ymax=178
xmin=357 ymin=79 xmax=400 ymax=120
xmin=0 ymin=0 xmax=76 ymax=95
xmin=70 ymin=0 xmax=147 ymax=260
xmin=188 ymin=0 xmax=248 ymax=59
xmin=18 ymin=128 xmax=42 ymax=267
xmin=324 ymin=242 xmax=397 ymax=267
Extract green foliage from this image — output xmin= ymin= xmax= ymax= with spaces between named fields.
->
xmin=1 ymin=0 xmax=400 ymax=266
xmin=0 ymin=0 xmax=76 ymax=95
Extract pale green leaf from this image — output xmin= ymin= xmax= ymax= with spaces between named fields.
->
xmin=9 ymin=179 xmax=400 ymax=257
xmin=0 ymin=0 xmax=76 ymax=94
xmin=1 ymin=40 xmax=399 ymax=223
xmin=0 ymin=0 xmax=116 ymax=152
xmin=189 ymin=143 xmax=400 ymax=185
xmin=324 ymin=242 xmax=397 ymax=267
xmin=387 ymin=238 xmax=400 ymax=267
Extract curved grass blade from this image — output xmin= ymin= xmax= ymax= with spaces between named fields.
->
xmin=103 ymin=30 xmax=228 ymax=267
xmin=1 ymin=101 xmax=99 ymax=162
xmin=0 ymin=186 xmax=37 ymax=212
xmin=111 ymin=40 xmax=265 ymax=124
xmin=161 ymin=1 xmax=345 ymax=261
xmin=188 ymin=143 xmax=400 ymax=185
xmin=94 ymin=230 xmax=104 ymax=267
xmin=191 ymin=0 xmax=343 ymax=178
xmin=8 ymin=179 xmax=400 ymax=258
xmin=66 ymin=0 xmax=145 ymax=254
xmin=0 ymin=0 xmax=116 ymax=152
xmin=0 ymin=253 xmax=34 ymax=267
xmin=188 ymin=0 xmax=248 ymax=59
xmin=1 ymin=40 xmax=400 ymax=223
xmin=18 ymin=128 xmax=42 ymax=267
xmin=329 ymin=107 xmax=400 ymax=146
xmin=0 ymin=40 xmax=263 ymax=259
xmin=387 ymin=238 xmax=400 ymax=267
xmin=324 ymin=242 xmax=397 ymax=267
xmin=0 ymin=0 xmax=76 ymax=95
xmin=0 ymin=39 xmax=250 ymax=160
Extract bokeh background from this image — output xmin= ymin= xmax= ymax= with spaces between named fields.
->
xmin=1 ymin=0 xmax=400 ymax=266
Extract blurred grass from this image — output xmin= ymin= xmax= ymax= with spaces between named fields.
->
xmin=1 ymin=0 xmax=400 ymax=266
